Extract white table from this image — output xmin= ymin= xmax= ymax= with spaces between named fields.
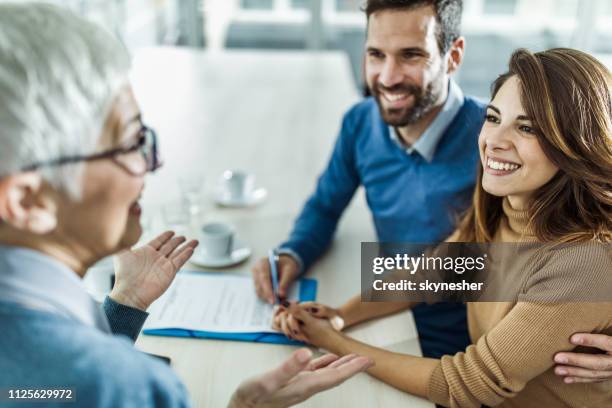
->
xmin=131 ymin=47 xmax=434 ymax=408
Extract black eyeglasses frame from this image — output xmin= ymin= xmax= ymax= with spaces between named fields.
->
xmin=20 ymin=125 xmax=162 ymax=176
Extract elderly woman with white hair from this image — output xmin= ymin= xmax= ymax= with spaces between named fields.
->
xmin=0 ymin=3 xmax=372 ymax=408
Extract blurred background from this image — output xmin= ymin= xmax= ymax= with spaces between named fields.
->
xmin=3 ymin=0 xmax=611 ymax=98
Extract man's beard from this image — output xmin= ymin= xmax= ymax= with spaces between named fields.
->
xmin=372 ymin=73 xmax=444 ymax=127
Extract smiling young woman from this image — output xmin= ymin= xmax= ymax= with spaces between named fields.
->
xmin=457 ymin=48 xmax=612 ymax=243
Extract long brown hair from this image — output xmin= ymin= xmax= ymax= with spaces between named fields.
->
xmin=456 ymin=48 xmax=612 ymax=243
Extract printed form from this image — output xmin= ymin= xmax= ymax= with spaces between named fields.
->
xmin=143 ymin=272 xmax=299 ymax=333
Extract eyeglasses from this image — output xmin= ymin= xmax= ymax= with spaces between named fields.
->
xmin=20 ymin=124 xmax=163 ymax=176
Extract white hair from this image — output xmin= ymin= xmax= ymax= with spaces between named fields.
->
xmin=0 ymin=2 xmax=131 ymax=198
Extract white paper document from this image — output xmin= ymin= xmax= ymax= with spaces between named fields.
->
xmin=143 ymin=272 xmax=299 ymax=333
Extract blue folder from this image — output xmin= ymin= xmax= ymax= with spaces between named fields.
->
xmin=143 ymin=277 xmax=317 ymax=346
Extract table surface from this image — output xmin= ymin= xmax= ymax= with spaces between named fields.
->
xmin=131 ymin=47 xmax=434 ymax=408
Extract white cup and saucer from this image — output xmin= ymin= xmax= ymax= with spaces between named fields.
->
xmin=189 ymin=222 xmax=251 ymax=268
xmin=215 ymin=170 xmax=267 ymax=208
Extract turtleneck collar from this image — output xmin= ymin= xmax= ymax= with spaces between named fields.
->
xmin=497 ymin=198 xmax=537 ymax=242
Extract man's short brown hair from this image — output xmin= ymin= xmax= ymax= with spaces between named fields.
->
xmin=364 ymin=0 xmax=463 ymax=54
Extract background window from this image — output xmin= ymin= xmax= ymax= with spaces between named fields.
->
xmin=335 ymin=0 xmax=362 ymax=12
xmin=554 ymin=0 xmax=579 ymax=17
xmin=483 ymin=0 xmax=517 ymax=15
xmin=6 ymin=0 xmax=609 ymax=98
xmin=241 ymin=0 xmax=274 ymax=10
xmin=291 ymin=0 xmax=309 ymax=10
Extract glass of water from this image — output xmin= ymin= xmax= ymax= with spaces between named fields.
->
xmin=179 ymin=175 xmax=206 ymax=223
xmin=161 ymin=200 xmax=191 ymax=235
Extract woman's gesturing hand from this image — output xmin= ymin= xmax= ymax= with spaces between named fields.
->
xmin=229 ymin=348 xmax=373 ymax=408
xmin=110 ymin=231 xmax=198 ymax=310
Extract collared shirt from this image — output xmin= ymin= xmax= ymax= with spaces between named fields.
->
xmin=0 ymin=244 xmax=191 ymax=407
xmin=0 ymin=244 xmax=111 ymax=332
xmin=389 ymin=79 xmax=465 ymax=162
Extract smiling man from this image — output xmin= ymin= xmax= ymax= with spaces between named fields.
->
xmin=253 ymin=0 xmax=482 ymax=359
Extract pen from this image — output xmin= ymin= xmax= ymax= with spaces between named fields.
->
xmin=268 ymin=249 xmax=280 ymax=304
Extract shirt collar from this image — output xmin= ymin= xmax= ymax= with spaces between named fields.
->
xmin=389 ymin=79 xmax=464 ymax=162
xmin=0 ymin=245 xmax=111 ymax=333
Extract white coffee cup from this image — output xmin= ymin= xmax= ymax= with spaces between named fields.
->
xmin=200 ymin=222 xmax=234 ymax=259
xmin=221 ymin=170 xmax=255 ymax=200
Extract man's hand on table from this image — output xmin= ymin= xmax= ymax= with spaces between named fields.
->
xmin=554 ymin=333 xmax=612 ymax=384
xmin=110 ymin=231 xmax=199 ymax=311
xmin=252 ymin=254 xmax=299 ymax=304
xmin=229 ymin=348 xmax=373 ymax=408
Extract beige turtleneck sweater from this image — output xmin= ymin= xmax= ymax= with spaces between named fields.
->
xmin=426 ymin=198 xmax=612 ymax=408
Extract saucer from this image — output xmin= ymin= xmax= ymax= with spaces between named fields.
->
xmin=189 ymin=239 xmax=252 ymax=268
xmin=215 ymin=188 xmax=267 ymax=208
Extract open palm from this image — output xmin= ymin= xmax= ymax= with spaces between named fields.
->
xmin=111 ymin=231 xmax=199 ymax=310
xmin=230 ymin=350 xmax=373 ymax=408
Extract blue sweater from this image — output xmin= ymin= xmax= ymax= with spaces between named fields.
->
xmin=0 ymin=298 xmax=190 ymax=408
xmin=281 ymin=96 xmax=486 ymax=357
xmin=282 ymin=96 xmax=485 ymax=264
